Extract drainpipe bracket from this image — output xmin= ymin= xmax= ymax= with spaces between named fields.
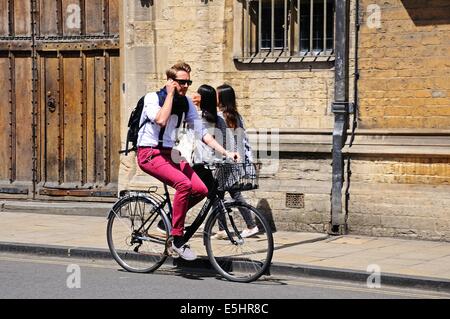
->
xmin=332 ymin=101 xmax=354 ymax=115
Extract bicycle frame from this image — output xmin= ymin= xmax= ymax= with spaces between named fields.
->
xmin=182 ymin=189 xmax=244 ymax=246
xmin=160 ymin=182 xmax=233 ymax=245
xmin=162 ymin=184 xmax=173 ymax=218
xmin=117 ymin=181 xmax=242 ymax=247
xmin=183 ymin=197 xmax=214 ymax=241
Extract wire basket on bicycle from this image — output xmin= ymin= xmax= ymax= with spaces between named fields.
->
xmin=214 ymin=162 xmax=261 ymax=192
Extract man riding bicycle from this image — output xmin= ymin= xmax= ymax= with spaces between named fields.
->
xmin=136 ymin=61 xmax=239 ymax=261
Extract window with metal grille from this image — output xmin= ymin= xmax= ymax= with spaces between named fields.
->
xmin=236 ymin=0 xmax=335 ymax=63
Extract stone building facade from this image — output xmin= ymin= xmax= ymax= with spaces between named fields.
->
xmin=346 ymin=0 xmax=450 ymax=240
xmin=119 ymin=0 xmax=450 ymax=240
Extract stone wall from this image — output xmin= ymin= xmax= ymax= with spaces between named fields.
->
xmin=345 ymin=0 xmax=450 ymax=240
xmin=347 ymin=155 xmax=450 ymax=240
xmin=358 ymin=0 xmax=450 ymax=129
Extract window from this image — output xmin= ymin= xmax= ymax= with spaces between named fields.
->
xmin=236 ymin=0 xmax=335 ymax=63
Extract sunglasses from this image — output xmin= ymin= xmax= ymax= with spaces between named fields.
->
xmin=173 ymin=78 xmax=193 ymax=86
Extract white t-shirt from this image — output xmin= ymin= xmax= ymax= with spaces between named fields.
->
xmin=137 ymin=92 xmax=207 ymax=148
xmin=192 ymin=112 xmax=219 ymax=164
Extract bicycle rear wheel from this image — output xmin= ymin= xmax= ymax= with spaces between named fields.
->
xmin=106 ymin=195 xmax=170 ymax=273
xmin=205 ymin=201 xmax=274 ymax=282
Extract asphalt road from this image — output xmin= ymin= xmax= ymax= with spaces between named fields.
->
xmin=0 ymin=252 xmax=449 ymax=301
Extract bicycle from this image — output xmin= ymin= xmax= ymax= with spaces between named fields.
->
xmin=106 ymin=161 xmax=274 ymax=283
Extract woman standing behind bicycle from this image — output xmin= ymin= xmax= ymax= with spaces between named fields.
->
xmin=137 ymin=62 xmax=238 ymax=261
xmin=214 ymin=83 xmax=259 ymax=239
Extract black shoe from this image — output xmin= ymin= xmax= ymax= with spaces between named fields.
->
xmin=157 ymin=220 xmax=167 ymax=235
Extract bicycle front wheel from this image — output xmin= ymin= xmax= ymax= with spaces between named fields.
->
xmin=106 ymin=195 xmax=170 ymax=273
xmin=205 ymin=201 xmax=274 ymax=282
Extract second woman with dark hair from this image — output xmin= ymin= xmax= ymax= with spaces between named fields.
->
xmin=214 ymin=83 xmax=259 ymax=239
xmin=191 ymin=84 xmax=220 ymax=195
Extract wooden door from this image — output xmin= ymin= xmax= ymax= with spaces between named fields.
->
xmin=0 ymin=0 xmax=120 ymax=199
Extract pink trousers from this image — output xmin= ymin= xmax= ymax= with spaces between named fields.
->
xmin=137 ymin=147 xmax=208 ymax=236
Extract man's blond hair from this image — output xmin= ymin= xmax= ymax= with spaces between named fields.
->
xmin=166 ymin=61 xmax=191 ymax=79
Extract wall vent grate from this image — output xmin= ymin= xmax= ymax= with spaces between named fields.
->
xmin=286 ymin=193 xmax=304 ymax=208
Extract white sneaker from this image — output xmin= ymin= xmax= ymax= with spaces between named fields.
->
xmin=212 ymin=230 xmax=227 ymax=240
xmin=171 ymin=243 xmax=197 ymax=261
xmin=241 ymin=226 xmax=259 ymax=238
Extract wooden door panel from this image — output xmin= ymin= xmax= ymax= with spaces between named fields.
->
xmin=38 ymin=52 xmax=119 ymax=191
xmin=93 ymin=55 xmax=107 ymax=184
xmin=39 ymin=0 xmax=59 ymax=36
xmin=13 ymin=0 xmax=32 ymax=36
xmin=0 ymin=56 xmax=10 ymax=181
xmin=13 ymin=55 xmax=34 ymax=182
xmin=109 ymin=0 xmax=120 ymax=34
xmin=62 ymin=54 xmax=83 ymax=184
xmin=0 ymin=0 xmax=8 ymax=36
xmin=84 ymin=54 xmax=107 ymax=185
xmin=41 ymin=55 xmax=61 ymax=184
xmin=84 ymin=55 xmax=96 ymax=184
xmin=109 ymin=53 xmax=121 ymax=184
xmin=85 ymin=0 xmax=104 ymax=35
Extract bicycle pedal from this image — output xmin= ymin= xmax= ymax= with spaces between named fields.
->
xmin=166 ymin=238 xmax=180 ymax=258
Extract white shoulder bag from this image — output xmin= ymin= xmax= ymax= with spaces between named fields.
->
xmin=172 ymin=122 xmax=196 ymax=166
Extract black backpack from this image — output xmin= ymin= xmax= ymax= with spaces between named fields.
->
xmin=120 ymin=96 xmax=147 ymax=155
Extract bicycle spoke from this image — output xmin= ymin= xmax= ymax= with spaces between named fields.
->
xmin=107 ymin=195 xmax=169 ymax=273
xmin=205 ymin=202 xmax=273 ymax=282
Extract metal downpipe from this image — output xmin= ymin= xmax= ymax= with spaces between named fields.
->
xmin=330 ymin=0 xmax=351 ymax=235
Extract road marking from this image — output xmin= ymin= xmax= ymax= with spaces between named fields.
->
xmin=273 ymin=276 xmax=450 ymax=299
xmin=1 ymin=253 xmax=449 ymax=299
xmin=0 ymin=255 xmax=118 ymax=270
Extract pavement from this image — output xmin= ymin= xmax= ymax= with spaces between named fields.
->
xmin=1 ymin=199 xmax=450 ymax=292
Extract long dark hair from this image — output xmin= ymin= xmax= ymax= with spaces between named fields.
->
xmin=217 ymin=84 xmax=239 ymax=129
xmin=197 ymin=84 xmax=217 ymax=124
